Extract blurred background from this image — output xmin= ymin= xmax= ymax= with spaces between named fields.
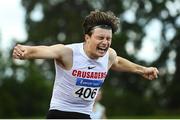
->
xmin=0 ymin=0 xmax=180 ymax=118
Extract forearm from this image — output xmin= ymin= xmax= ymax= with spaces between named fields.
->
xmin=111 ymin=56 xmax=146 ymax=75
xmin=13 ymin=45 xmax=55 ymax=59
xmin=23 ymin=46 xmax=55 ymax=59
xmin=111 ymin=56 xmax=159 ymax=80
xmin=13 ymin=44 xmax=67 ymax=60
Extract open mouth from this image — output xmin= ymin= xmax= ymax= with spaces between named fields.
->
xmin=97 ymin=47 xmax=108 ymax=53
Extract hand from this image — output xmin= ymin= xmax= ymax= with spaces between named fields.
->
xmin=12 ymin=44 xmax=27 ymax=59
xmin=142 ymin=67 xmax=159 ymax=80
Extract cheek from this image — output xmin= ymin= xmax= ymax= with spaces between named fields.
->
xmin=108 ymin=41 xmax=112 ymax=46
xmin=109 ymin=42 xmax=112 ymax=46
xmin=91 ymin=41 xmax=99 ymax=47
xmin=92 ymin=44 xmax=98 ymax=49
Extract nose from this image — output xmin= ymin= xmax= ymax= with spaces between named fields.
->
xmin=102 ymin=38 xmax=110 ymax=45
xmin=101 ymin=40 xmax=107 ymax=46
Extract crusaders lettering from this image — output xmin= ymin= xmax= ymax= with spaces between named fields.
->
xmin=72 ymin=70 xmax=107 ymax=79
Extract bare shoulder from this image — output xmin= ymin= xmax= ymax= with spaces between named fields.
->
xmin=53 ymin=44 xmax=73 ymax=70
xmin=108 ymin=48 xmax=117 ymax=60
xmin=108 ymin=48 xmax=117 ymax=69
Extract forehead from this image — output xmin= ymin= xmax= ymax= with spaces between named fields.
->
xmin=92 ymin=28 xmax=112 ymax=37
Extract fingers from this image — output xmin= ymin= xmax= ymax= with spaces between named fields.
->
xmin=148 ymin=74 xmax=156 ymax=80
xmin=153 ymin=67 xmax=159 ymax=79
xmin=12 ymin=44 xmax=25 ymax=59
xmin=143 ymin=67 xmax=159 ymax=80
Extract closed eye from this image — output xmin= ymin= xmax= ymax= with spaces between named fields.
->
xmin=97 ymin=36 xmax=104 ymax=40
xmin=107 ymin=37 xmax=112 ymax=41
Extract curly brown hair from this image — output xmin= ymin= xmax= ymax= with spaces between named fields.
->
xmin=83 ymin=10 xmax=120 ymax=35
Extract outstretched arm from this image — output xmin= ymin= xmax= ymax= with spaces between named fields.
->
xmin=109 ymin=48 xmax=159 ymax=80
xmin=12 ymin=44 xmax=69 ymax=60
xmin=12 ymin=44 xmax=73 ymax=70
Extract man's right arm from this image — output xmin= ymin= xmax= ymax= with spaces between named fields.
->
xmin=12 ymin=44 xmax=69 ymax=60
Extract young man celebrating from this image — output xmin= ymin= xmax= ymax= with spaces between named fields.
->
xmin=12 ymin=10 xmax=159 ymax=119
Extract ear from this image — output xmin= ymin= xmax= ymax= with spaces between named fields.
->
xmin=84 ymin=34 xmax=90 ymax=42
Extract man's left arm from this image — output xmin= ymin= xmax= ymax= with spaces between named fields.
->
xmin=109 ymin=49 xmax=159 ymax=80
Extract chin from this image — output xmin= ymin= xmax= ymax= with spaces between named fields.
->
xmin=97 ymin=52 xmax=106 ymax=57
xmin=93 ymin=51 xmax=107 ymax=58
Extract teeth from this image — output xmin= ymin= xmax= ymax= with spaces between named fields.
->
xmin=99 ymin=48 xmax=104 ymax=50
xmin=98 ymin=48 xmax=106 ymax=52
xmin=98 ymin=47 xmax=106 ymax=50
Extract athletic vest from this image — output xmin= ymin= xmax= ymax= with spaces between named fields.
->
xmin=49 ymin=42 xmax=109 ymax=115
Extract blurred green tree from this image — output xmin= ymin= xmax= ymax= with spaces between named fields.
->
xmin=0 ymin=0 xmax=180 ymax=118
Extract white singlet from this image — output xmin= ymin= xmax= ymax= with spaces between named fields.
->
xmin=49 ymin=42 xmax=109 ymax=115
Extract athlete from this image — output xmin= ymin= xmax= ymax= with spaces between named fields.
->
xmin=12 ymin=10 xmax=159 ymax=119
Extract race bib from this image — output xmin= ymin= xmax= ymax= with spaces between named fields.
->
xmin=73 ymin=78 xmax=103 ymax=101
